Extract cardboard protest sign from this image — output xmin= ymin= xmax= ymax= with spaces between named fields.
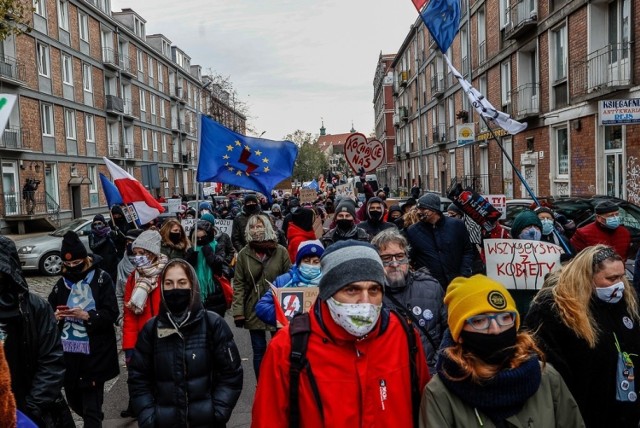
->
xmin=167 ymin=198 xmax=182 ymax=213
xmin=181 ymin=218 xmax=195 ymax=235
xmin=344 ymin=133 xmax=384 ymax=174
xmin=299 ymin=188 xmax=317 ymax=204
xmin=485 ymin=195 xmax=507 ymax=220
xmin=484 ymin=239 xmax=562 ymax=290
xmin=448 ymin=184 xmax=502 ymax=231
xmin=214 ymin=219 xmax=233 ymax=235
xmin=335 ymin=184 xmax=356 ymax=201
xmin=274 ymin=286 xmax=319 ymax=327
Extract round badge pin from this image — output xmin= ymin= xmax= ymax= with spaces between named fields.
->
xmin=623 ymin=316 xmax=634 ymax=330
xmin=422 ymin=309 xmax=434 ymax=320
xmin=628 ymin=391 xmax=637 ymax=402
xmin=418 ymin=319 xmax=426 ymax=327
xmin=621 ymin=380 xmax=630 ymax=391
xmin=412 ymin=306 xmax=422 ymax=316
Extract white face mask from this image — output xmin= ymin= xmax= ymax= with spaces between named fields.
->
xmin=134 ymin=255 xmax=151 ymax=268
xmin=595 ymin=281 xmax=625 ymax=304
xmin=326 ymin=297 xmax=382 ymax=337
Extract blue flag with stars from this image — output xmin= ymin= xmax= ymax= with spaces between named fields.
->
xmin=196 ymin=115 xmax=299 ymax=197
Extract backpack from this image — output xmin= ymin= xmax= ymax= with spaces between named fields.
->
xmin=288 ymin=310 xmax=420 ymax=428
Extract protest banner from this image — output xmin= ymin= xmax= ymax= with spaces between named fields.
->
xmin=484 ymin=239 xmax=563 ymax=290
xmin=335 ymin=184 xmax=356 ymax=201
xmin=484 ymin=194 xmax=507 ymax=219
xmin=167 ymin=198 xmax=182 ymax=213
xmin=181 ymin=218 xmax=195 ymax=235
xmin=214 ymin=218 xmax=233 ymax=235
xmin=299 ymin=188 xmax=317 ymax=204
xmin=275 ymin=286 xmax=319 ymax=325
xmin=203 ymin=185 xmax=216 ymax=196
xmin=448 ymin=184 xmax=502 ymax=231
xmin=344 ymin=132 xmax=384 ymax=173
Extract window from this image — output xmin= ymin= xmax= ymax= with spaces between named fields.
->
xmin=34 ymin=0 xmax=45 ymax=16
xmin=477 ymin=7 xmax=486 ymax=64
xmin=133 ymin=16 xmax=145 ymax=38
xmin=150 ymin=95 xmax=156 ymax=115
xmin=88 ymin=165 xmax=98 ymax=193
xmin=157 ymin=64 xmax=163 ymax=90
xmin=162 ymin=40 xmax=170 ymax=57
xmin=137 ymin=50 xmax=144 ymax=74
xmin=551 ymin=25 xmax=568 ymax=108
xmin=555 ymin=127 xmax=569 ymax=177
xmin=162 ymin=134 xmax=167 ymax=153
xmin=64 ymin=110 xmax=76 ymax=140
xmin=41 ymin=104 xmax=54 ymax=136
xmin=148 ymin=57 xmax=154 ymax=79
xmin=160 ymin=99 xmax=165 ymax=118
xmin=57 ymin=0 xmax=69 ymax=31
xmin=142 ymin=129 xmax=148 ymax=150
xmin=152 ymin=132 xmax=158 ymax=151
xmin=501 ymin=60 xmax=511 ymax=109
xmin=85 ymin=114 xmax=95 ymax=142
xmin=83 ymin=64 xmax=92 ymax=92
xmin=37 ymin=43 xmax=50 ymax=77
xmin=62 ymin=54 xmax=73 ymax=85
xmin=139 ymin=88 xmax=146 ymax=111
xmin=79 ymin=13 xmax=89 ymax=42
xmin=499 ymin=0 xmax=510 ymax=28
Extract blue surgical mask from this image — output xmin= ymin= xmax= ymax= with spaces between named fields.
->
xmin=541 ymin=219 xmax=555 ymax=235
xmin=605 ymin=216 xmax=620 ymax=229
xmin=298 ymin=264 xmax=322 ymax=281
xmin=595 ymin=281 xmax=625 ymax=304
xmin=519 ymin=227 xmax=541 ymax=241
xmin=134 ymin=255 xmax=151 ymax=267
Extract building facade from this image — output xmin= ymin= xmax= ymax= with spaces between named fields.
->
xmin=372 ymin=52 xmax=398 ymax=194
xmin=0 ymin=0 xmax=244 ymax=232
xmin=387 ymin=0 xmax=638 ymax=201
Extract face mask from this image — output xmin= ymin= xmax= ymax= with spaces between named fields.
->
xmin=196 ymin=235 xmax=212 ymax=247
xmin=200 ymin=209 xmax=211 ymax=215
xmin=605 ymin=215 xmax=620 ymax=229
xmin=164 ymin=289 xmax=191 ymax=314
xmin=460 ymin=325 xmax=517 ymax=365
xmin=65 ymin=262 xmax=85 ymax=273
xmin=250 ymin=229 xmax=266 ymax=241
xmin=519 ymin=227 xmax=541 ymax=241
xmin=298 ymin=264 xmax=321 ymax=281
xmin=336 ymin=219 xmax=353 ymax=231
xmin=272 ymin=211 xmax=282 ymax=218
xmin=245 ymin=204 xmax=259 ymax=214
xmin=169 ymin=232 xmax=182 ymax=244
xmin=134 ymin=255 xmax=151 ymax=267
xmin=595 ymin=281 xmax=625 ymax=304
xmin=369 ymin=211 xmax=383 ymax=222
xmin=326 ymin=297 xmax=382 ymax=337
xmin=541 ymin=219 xmax=555 ymax=235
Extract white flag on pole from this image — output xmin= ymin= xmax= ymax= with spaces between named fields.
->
xmin=444 ymin=55 xmax=527 ymax=135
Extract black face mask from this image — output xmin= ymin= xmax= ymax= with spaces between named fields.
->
xmin=169 ymin=232 xmax=182 ymax=244
xmin=164 ymin=289 xmax=191 ymax=314
xmin=272 ymin=211 xmax=282 ymax=218
xmin=197 ymin=235 xmax=212 ymax=247
xmin=369 ymin=211 xmax=383 ymax=222
xmin=245 ymin=204 xmax=259 ymax=214
xmin=65 ymin=263 xmax=85 ymax=273
xmin=460 ymin=325 xmax=518 ymax=365
xmin=336 ymin=219 xmax=354 ymax=231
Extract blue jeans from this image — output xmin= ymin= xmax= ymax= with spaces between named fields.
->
xmin=249 ymin=330 xmax=272 ymax=380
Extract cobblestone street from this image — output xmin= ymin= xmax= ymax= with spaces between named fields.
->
xmin=23 ymin=272 xmax=58 ymax=299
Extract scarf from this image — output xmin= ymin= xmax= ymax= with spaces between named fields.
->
xmin=62 ymin=271 xmax=96 ymax=355
xmin=249 ymin=240 xmax=277 ymax=252
xmin=196 ymin=240 xmax=218 ymax=302
xmin=127 ymin=254 xmax=168 ymax=315
xmin=437 ymin=349 xmax=542 ymax=423
xmin=117 ymin=255 xmax=136 ymax=288
xmin=93 ymin=225 xmax=111 ymax=238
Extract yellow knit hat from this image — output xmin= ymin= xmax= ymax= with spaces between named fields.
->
xmin=444 ymin=274 xmax=519 ymax=342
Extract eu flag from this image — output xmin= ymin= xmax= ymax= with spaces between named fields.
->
xmin=196 ymin=115 xmax=299 ymax=197
xmin=412 ymin=0 xmax=461 ymax=53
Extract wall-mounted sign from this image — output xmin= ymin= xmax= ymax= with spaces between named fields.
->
xmin=457 ymin=123 xmax=475 ymax=146
xmin=599 ymin=99 xmax=640 ymax=125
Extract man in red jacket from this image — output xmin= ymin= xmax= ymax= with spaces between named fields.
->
xmin=252 ymin=240 xmax=430 ymax=428
xmin=570 ymin=200 xmax=631 ymax=259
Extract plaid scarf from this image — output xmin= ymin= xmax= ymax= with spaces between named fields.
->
xmin=127 ymin=254 xmax=168 ymax=315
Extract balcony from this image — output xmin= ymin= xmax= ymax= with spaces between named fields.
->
xmin=102 ymin=47 xmax=119 ymax=69
xmin=572 ymin=43 xmax=632 ymax=98
xmin=399 ymin=106 xmax=409 ymax=121
xmin=182 ymin=153 xmax=190 ymax=164
xmin=431 ymin=73 xmax=444 ymax=97
xmin=0 ymin=55 xmax=25 ymax=85
xmin=123 ymin=143 xmax=135 ymax=159
xmin=511 ymin=83 xmax=540 ymax=119
xmin=393 ymin=113 xmax=401 ymax=127
xmin=400 ymin=71 xmax=408 ymax=87
xmin=478 ymin=41 xmax=487 ymax=65
xmin=459 ymin=174 xmax=490 ymax=195
xmin=432 ymin=123 xmax=447 ymax=146
xmin=0 ymin=127 xmax=29 ymax=150
xmin=108 ymin=144 xmax=121 ymax=158
xmin=119 ymin=54 xmax=134 ymax=77
xmin=505 ymin=0 xmax=537 ymax=40
xmin=173 ymin=151 xmax=181 ymax=164
xmin=105 ymin=95 xmax=124 ymax=115
xmin=123 ymin=98 xmax=135 ymax=118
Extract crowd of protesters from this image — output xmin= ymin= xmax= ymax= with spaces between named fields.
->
xmin=1 ymin=169 xmax=639 ymax=427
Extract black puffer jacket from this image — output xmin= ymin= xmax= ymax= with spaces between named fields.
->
xmin=89 ymin=232 xmax=120 ymax=285
xmin=0 ymin=236 xmax=65 ymax=422
xmin=128 ymin=260 xmax=243 ymax=428
xmin=321 ymin=224 xmax=370 ymax=248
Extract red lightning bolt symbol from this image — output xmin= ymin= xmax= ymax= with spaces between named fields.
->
xmin=238 ymin=148 xmax=258 ymax=174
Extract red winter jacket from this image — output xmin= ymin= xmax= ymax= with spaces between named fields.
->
xmin=252 ymin=302 xmax=430 ymax=428
xmin=570 ymin=221 xmax=631 ymax=259
xmin=287 ymin=223 xmax=317 ymax=263
xmin=122 ymin=272 xmax=162 ymax=350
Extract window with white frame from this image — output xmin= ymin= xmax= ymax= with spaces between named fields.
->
xmin=37 ymin=43 xmax=50 ymax=77
xmin=478 ymin=7 xmax=486 ymax=64
xmin=162 ymin=134 xmax=167 ymax=153
xmin=57 ymin=0 xmax=69 ymax=31
xmin=551 ymin=25 xmax=568 ymax=109
xmin=150 ymin=95 xmax=156 ymax=116
xmin=152 ymin=132 xmax=158 ymax=152
xmin=501 ymin=60 xmax=511 ymax=109
xmin=79 ymin=13 xmax=89 ymax=42
xmin=148 ymin=57 xmax=154 ymax=79
xmin=162 ymin=40 xmax=170 ymax=57
xmin=160 ymin=99 xmax=165 ymax=118
xmin=555 ymin=127 xmax=569 ymax=177
xmin=157 ymin=64 xmax=163 ymax=89
xmin=89 ymin=165 xmax=98 ymax=193
xmin=137 ymin=50 xmax=144 ymax=74
xmin=34 ymin=0 xmax=45 ymax=16
xmin=133 ymin=16 xmax=145 ymax=38
xmin=41 ymin=104 xmax=54 ymax=136
xmin=62 ymin=54 xmax=73 ymax=85
xmin=85 ymin=114 xmax=95 ymax=142
xmin=499 ymin=0 xmax=510 ymax=28
xmin=64 ymin=109 xmax=76 ymax=140
xmin=142 ymin=129 xmax=148 ymax=150
xmin=83 ymin=64 xmax=92 ymax=92
xmin=139 ymin=88 xmax=146 ymax=111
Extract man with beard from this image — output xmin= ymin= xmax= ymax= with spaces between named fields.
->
xmin=320 ymin=199 xmax=369 ymax=249
xmin=231 ymin=194 xmax=262 ymax=252
xmin=358 ymin=197 xmax=397 ymax=241
xmin=372 ymin=229 xmax=447 ymax=374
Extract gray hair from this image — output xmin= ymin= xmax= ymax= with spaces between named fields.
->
xmin=371 ymin=229 xmax=409 ymax=253
xmin=245 ymin=214 xmax=278 ymax=242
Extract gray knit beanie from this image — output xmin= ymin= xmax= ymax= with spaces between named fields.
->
xmin=318 ymin=240 xmax=385 ymax=301
xmin=132 ymin=230 xmax=162 ymax=256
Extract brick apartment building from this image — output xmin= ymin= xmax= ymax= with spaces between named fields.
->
xmin=383 ymin=0 xmax=639 ymax=201
xmin=0 ymin=0 xmax=244 ymax=232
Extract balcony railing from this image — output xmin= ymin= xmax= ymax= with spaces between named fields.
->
xmin=0 ymin=55 xmax=25 ymax=84
xmin=123 ymin=98 xmax=134 ymax=116
xmin=431 ymin=73 xmax=444 ymax=97
xmin=0 ymin=127 xmax=29 ymax=150
xmin=1 ymin=190 xmax=60 ymax=217
xmin=108 ymin=144 xmax=121 ymax=157
xmin=432 ymin=123 xmax=448 ymax=145
xmin=106 ymin=95 xmax=124 ymax=114
xmin=478 ymin=41 xmax=486 ymax=65
xmin=505 ymin=0 xmax=537 ymax=40
xmin=572 ymin=43 xmax=632 ymax=97
xmin=102 ymin=47 xmax=119 ymax=68
xmin=123 ymin=143 xmax=135 ymax=159
xmin=119 ymin=54 xmax=134 ymax=75
xmin=511 ymin=83 xmax=540 ymax=118
xmin=461 ymin=56 xmax=469 ymax=76
xmin=454 ymin=174 xmax=491 ymax=195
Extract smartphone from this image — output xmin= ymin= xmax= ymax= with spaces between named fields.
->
xmin=56 ymin=305 xmax=69 ymax=311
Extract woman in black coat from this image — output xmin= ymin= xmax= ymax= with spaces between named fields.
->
xmin=128 ymin=259 xmax=243 ymax=428
xmin=48 ymin=231 xmax=119 ymax=428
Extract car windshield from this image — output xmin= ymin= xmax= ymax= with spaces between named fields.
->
xmin=51 ymin=218 xmax=88 ymax=237
xmin=620 ymin=205 xmax=640 ymax=230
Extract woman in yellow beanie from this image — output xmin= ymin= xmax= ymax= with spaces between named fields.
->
xmin=420 ymin=274 xmax=584 ymax=427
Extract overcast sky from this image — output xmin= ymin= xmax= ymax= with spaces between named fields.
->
xmin=111 ymin=0 xmax=419 ymax=140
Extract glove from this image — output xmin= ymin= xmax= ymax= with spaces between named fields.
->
xmin=234 ymin=316 xmax=245 ymax=328
xmin=201 ymin=243 xmax=214 ymax=255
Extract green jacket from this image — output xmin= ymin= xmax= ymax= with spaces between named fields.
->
xmin=420 ymin=363 xmax=585 ymax=428
xmin=160 ymin=243 xmax=188 ymax=261
xmin=231 ymin=244 xmax=291 ymax=331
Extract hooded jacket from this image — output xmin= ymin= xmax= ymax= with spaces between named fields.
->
xmin=128 ymin=260 xmax=243 ymax=428
xmin=231 ymin=205 xmax=262 ymax=252
xmin=48 ymin=254 xmax=120 ymax=386
xmin=0 ymin=236 xmax=65 ymax=421
xmin=320 ymin=224 xmax=370 ymax=248
xmin=358 ymin=197 xmax=397 ymax=240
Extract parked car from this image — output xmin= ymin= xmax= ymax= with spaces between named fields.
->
xmin=15 ymin=217 xmax=102 ymax=276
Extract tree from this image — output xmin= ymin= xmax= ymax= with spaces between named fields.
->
xmin=202 ymin=70 xmax=256 ymax=135
xmin=284 ymin=130 xmax=314 ymax=147
xmin=289 ymin=131 xmax=329 ymax=182
xmin=0 ymin=0 xmax=33 ymax=41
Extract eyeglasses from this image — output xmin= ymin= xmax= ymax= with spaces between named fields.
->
xmin=466 ymin=312 xmax=517 ymax=331
xmin=380 ymin=253 xmax=409 ymax=266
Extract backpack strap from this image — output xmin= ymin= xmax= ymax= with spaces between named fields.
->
xmin=289 ymin=313 xmax=323 ymax=428
xmin=393 ymin=310 xmax=420 ymax=428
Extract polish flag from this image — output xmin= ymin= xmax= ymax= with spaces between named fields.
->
xmin=103 ymin=157 xmax=164 ymax=225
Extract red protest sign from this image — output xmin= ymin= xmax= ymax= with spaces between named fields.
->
xmin=344 ymin=133 xmax=384 ymax=174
